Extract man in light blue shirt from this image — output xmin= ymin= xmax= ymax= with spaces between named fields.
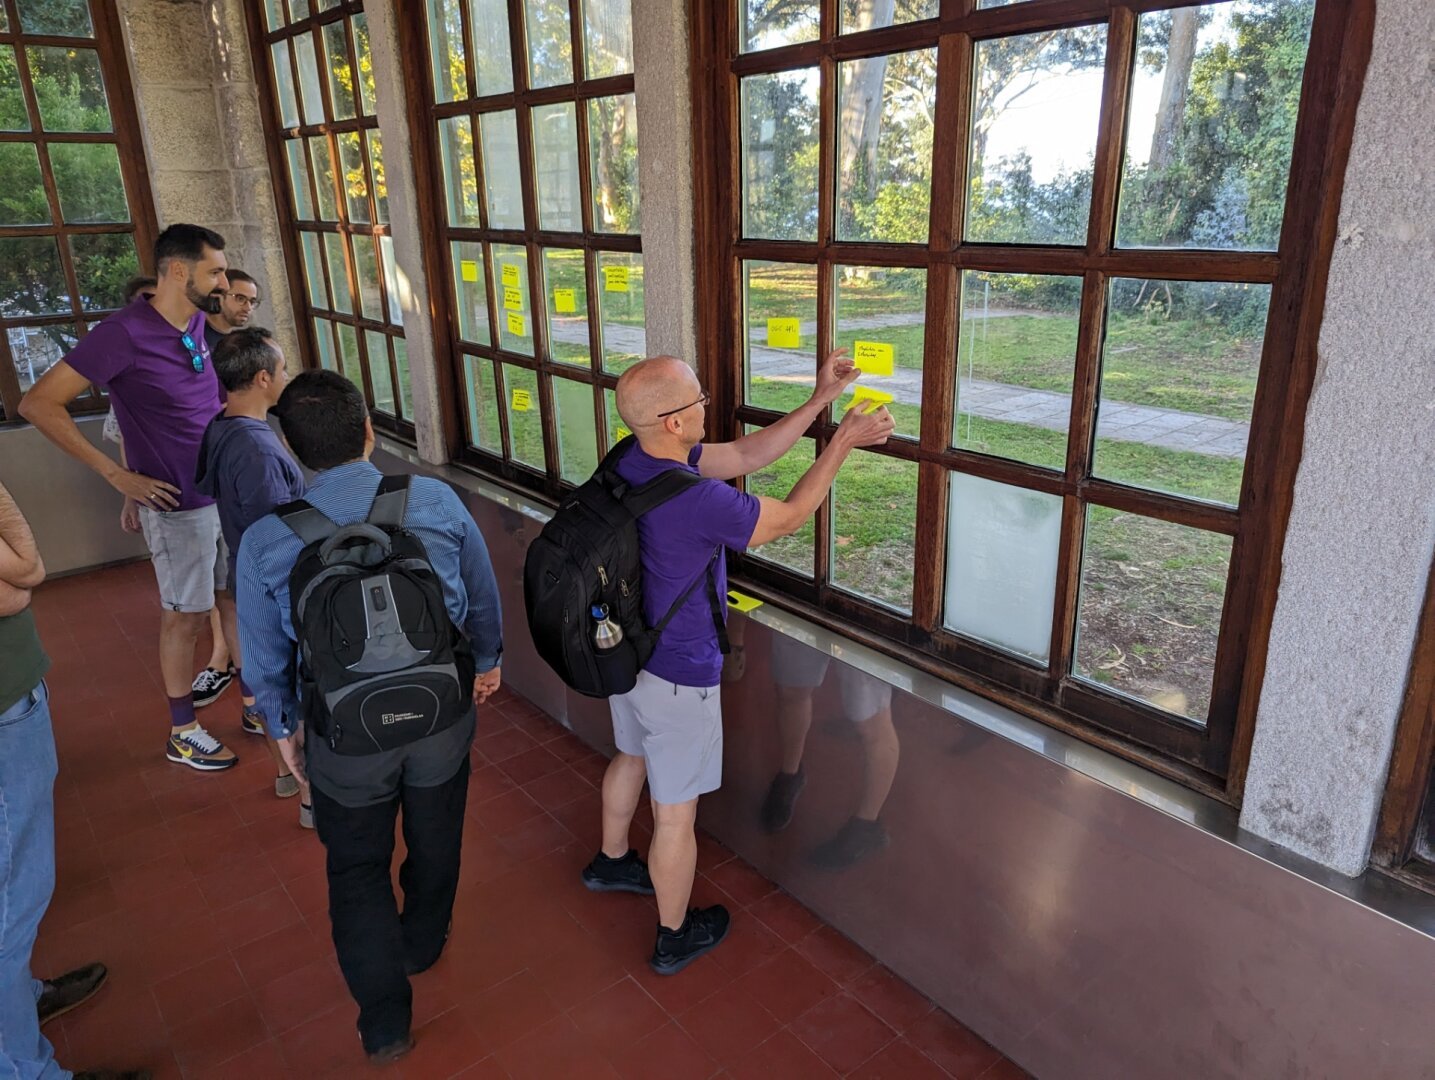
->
xmin=236 ymin=371 xmax=501 ymax=1064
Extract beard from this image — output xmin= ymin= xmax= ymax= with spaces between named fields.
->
xmin=186 ymin=277 xmax=223 ymax=314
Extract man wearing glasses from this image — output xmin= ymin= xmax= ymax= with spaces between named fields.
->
xmin=21 ymin=223 xmax=240 ymax=773
xmin=203 ymin=269 xmax=262 ymax=353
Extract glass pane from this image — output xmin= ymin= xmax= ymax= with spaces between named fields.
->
xmin=301 ymin=231 xmax=329 ymax=309
xmin=481 ymin=111 xmax=523 ymax=230
xmin=588 ymin=94 xmax=639 ymax=234
xmin=944 ymin=472 xmax=1061 ymax=662
xmin=492 ymin=243 xmax=533 ymax=356
xmin=365 ymin=330 xmax=395 ymax=413
xmin=351 ymin=234 xmax=383 ymax=320
xmin=465 ymin=355 xmax=503 ymax=452
xmin=438 ymin=116 xmax=480 ymax=226
xmin=1076 ymin=511 xmax=1231 ymax=722
xmin=17 ymin=0 xmax=92 ymax=36
xmin=323 ymin=232 xmax=353 ymax=314
xmin=542 ymin=248 xmax=589 ymax=366
xmin=366 ymin=131 xmax=388 ymax=223
xmin=741 ymin=0 xmax=818 ymax=52
xmin=832 ymin=453 xmax=917 ymax=612
xmin=271 ymin=42 xmax=301 ymax=128
xmin=51 ymin=143 xmax=128 ymax=223
xmin=427 ymin=0 xmax=468 ymax=104
xmin=836 ymin=49 xmax=935 ymax=243
xmin=69 ymin=233 xmax=139 ymax=312
xmin=584 ymin=0 xmax=633 ymax=77
xmin=596 ymin=252 xmax=644 ymax=374
xmin=380 ymin=235 xmax=403 ymax=328
xmin=741 ymin=70 xmax=819 ymax=241
xmin=313 ymin=318 xmax=337 ymax=371
xmin=263 ymin=0 xmax=285 ymax=32
xmin=471 ymin=0 xmax=515 ymax=96
xmin=603 ymin=386 xmax=627 ymax=448
xmin=954 ymin=271 xmax=1080 ymax=470
xmin=337 ymin=131 xmax=369 ymax=223
xmin=310 ymin=136 xmax=338 ymax=220
xmin=744 ymin=260 xmax=816 ymax=413
xmin=0 ymin=144 xmax=49 ymax=225
xmin=394 ymin=337 xmax=411 ymax=416
xmin=524 ymin=0 xmax=574 ymax=88
xmin=0 ymin=47 xmax=29 ymax=131
xmin=1094 ymin=279 xmax=1267 ymax=506
xmin=554 ymin=377 xmax=599 ymax=484
xmin=0 ymin=237 xmax=69 ymax=317
xmin=284 ymin=139 xmax=314 ymax=219
xmin=841 ymin=0 xmax=936 ymax=32
xmin=352 ymin=14 xmax=378 ymax=117
xmin=532 ymin=103 xmax=582 ymax=232
xmin=1118 ymin=2 xmax=1313 ymax=251
xmin=503 ymin=364 xmax=544 ymax=468
xmin=335 ymin=322 xmax=363 ymax=387
xmin=28 ymin=47 xmax=111 ymax=132
xmin=745 ymin=428 xmax=814 ymax=577
xmin=965 ymin=27 xmax=1107 ymax=245
xmin=294 ymin=32 xmax=326 ymax=125
xmin=452 ymin=240 xmax=490 ymax=345
xmin=9 ymin=324 xmax=78 ymax=393
xmin=0 ymin=4 xmax=6 ymax=31
xmin=292 ymin=0 xmax=312 ymax=17
xmin=323 ymin=20 xmax=357 ymax=122
xmin=834 ymin=265 xmax=924 ymax=441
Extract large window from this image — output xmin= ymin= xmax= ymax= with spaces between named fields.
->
xmin=409 ymin=0 xmax=641 ymax=489
xmin=698 ymin=0 xmax=1363 ymax=791
xmin=251 ymin=0 xmax=413 ymax=438
xmin=0 ymin=0 xmax=155 ymax=421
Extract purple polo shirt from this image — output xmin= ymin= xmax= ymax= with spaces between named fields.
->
xmin=66 ymin=301 xmax=221 ymax=512
xmin=617 ymin=442 xmax=760 ymax=688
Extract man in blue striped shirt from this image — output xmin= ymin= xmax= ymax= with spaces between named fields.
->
xmin=236 ymin=371 xmax=502 ymax=1064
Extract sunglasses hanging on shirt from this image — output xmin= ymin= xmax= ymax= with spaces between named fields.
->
xmin=179 ymin=332 xmax=206 ymax=374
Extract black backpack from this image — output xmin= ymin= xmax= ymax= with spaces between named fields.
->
xmin=524 ymin=436 xmax=728 ymax=698
xmin=278 ymin=474 xmax=475 ymax=755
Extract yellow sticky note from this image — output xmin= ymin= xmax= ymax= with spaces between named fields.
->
xmin=502 ymin=286 xmax=523 ymax=311
xmin=603 ymin=266 xmax=629 ymax=292
xmin=853 ymin=340 xmax=894 ymax=376
xmin=506 ymin=311 xmax=526 ymax=337
xmin=615 ymin=425 xmax=631 ymax=440
xmin=848 ymin=385 xmax=894 ymax=413
xmin=553 ymin=288 xmax=576 ymax=314
xmin=511 ymin=388 xmax=532 ymax=412
xmin=459 ymin=259 xmax=479 ymax=283
xmin=766 ymin=318 xmax=800 ymax=348
xmin=727 ymin=590 xmax=763 ymax=613
xmin=501 ymin=263 xmax=520 ymax=288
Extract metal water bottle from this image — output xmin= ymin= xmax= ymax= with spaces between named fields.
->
xmin=592 ymin=603 xmax=623 ymax=650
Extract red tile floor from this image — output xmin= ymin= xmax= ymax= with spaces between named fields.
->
xmin=30 ymin=562 xmax=1028 ymax=1079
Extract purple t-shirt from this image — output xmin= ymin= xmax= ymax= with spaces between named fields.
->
xmin=617 ymin=442 xmax=760 ymax=688
xmin=66 ymin=301 xmax=221 ymax=511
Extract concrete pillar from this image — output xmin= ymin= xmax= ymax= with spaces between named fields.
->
xmin=1239 ymin=0 xmax=1435 ymax=875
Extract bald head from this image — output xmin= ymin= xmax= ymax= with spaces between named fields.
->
xmin=614 ymin=356 xmax=700 ymax=430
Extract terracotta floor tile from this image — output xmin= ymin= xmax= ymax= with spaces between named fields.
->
xmin=473 ymin=726 xmax=539 ymax=765
xmin=451 ymin=1055 xmax=513 ymax=1079
xmin=522 ymin=765 xmax=595 ymax=809
xmin=789 ymin=991 xmax=896 ymax=1074
xmin=498 ymin=1013 xmax=622 ymax=1079
xmin=568 ymin=975 xmax=669 ymax=1059
xmin=393 ymin=1006 xmax=490 ymax=1080
xmin=231 ymin=920 xmax=329 ymax=991
xmin=629 ymin=945 xmax=735 ymax=1017
xmin=905 ymin=1009 xmax=1003 ymax=1079
xmin=709 ymin=914 xmax=784 ymax=979
xmin=979 ymin=1057 xmax=1033 ymax=1079
xmin=677 ymin=983 xmax=780 ymax=1065
xmin=194 ymin=851 xmax=282 ymax=909
xmin=192 ymin=1037 xmax=296 ymax=1080
xmin=747 ymin=889 xmax=823 ymax=944
xmin=459 ymin=970 xmax=564 ymax=1052
xmin=704 ymin=858 xmax=777 ymax=908
xmin=728 ymin=1029 xmax=840 ymax=1080
xmin=796 ymin=925 xmax=876 ymax=987
xmin=611 ymin=1020 xmax=718 ymax=1080
xmin=150 ymin=954 xmax=249 ymax=1029
xmin=736 ymin=948 xmax=839 ymax=1024
xmin=168 ymin=993 xmax=270 ymax=1075
xmin=849 ymin=1037 xmax=952 ymax=1080
xmin=252 ymin=956 xmax=349 ymax=1036
xmin=470 ymin=786 xmax=545 ymax=832
xmin=850 ymin=964 xmax=936 ymax=1035
xmin=276 ymin=1003 xmax=366 ymax=1076
xmin=496 ymin=744 xmax=566 ymax=787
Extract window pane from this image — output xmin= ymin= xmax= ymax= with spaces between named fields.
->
xmin=427 ymin=0 xmax=468 ymax=104
xmin=603 ymin=386 xmax=626 ymax=448
xmin=1076 ymin=510 xmax=1231 ymax=723
xmin=292 ymin=0 xmax=312 ymax=18
xmin=596 ymin=251 xmax=644 ymax=374
xmin=0 ymin=144 xmax=49 ymax=225
xmin=394 ymin=337 xmax=411 ymax=416
xmin=834 ymin=266 xmax=924 ymax=441
xmin=492 ymin=243 xmax=533 ymax=356
xmin=380 ymin=236 xmax=403 ymax=328
xmin=51 ymin=142 xmax=128 ymax=223
xmin=294 ymin=32 xmax=326 ymax=125
xmin=965 ymin=27 xmax=1107 ymax=245
xmin=524 ymin=0 xmax=574 ymax=88
xmin=365 ymin=330 xmax=396 ymax=413
xmin=367 ymin=130 xmax=389 ymax=223
xmin=323 ymin=21 xmax=356 ymax=122
xmin=836 ymin=49 xmax=935 ymax=243
xmin=285 ymin=139 xmax=313 ymax=219
xmin=481 ymin=111 xmax=523 ymax=230
xmin=271 ymin=42 xmax=301 ymax=128
xmin=741 ymin=70 xmax=819 ymax=241
xmin=352 ymin=14 xmax=378 ymax=117
xmin=351 ymin=234 xmax=383 ymax=320
xmin=0 ymin=47 xmax=30 ymax=131
xmin=944 ymin=472 xmax=1061 ymax=662
xmin=465 ymin=355 xmax=503 ymax=452
xmin=745 ymin=428 xmax=814 ymax=577
xmin=584 ymin=0 xmax=633 ymax=77
xmin=554 ymin=377 xmax=599 ymax=484
xmin=744 ymin=260 xmax=816 ymax=413
xmin=310 ymin=136 xmax=338 ymax=220
xmin=452 ymin=241 xmax=490 ymax=345
xmin=17 ymin=0 xmax=92 ymax=36
xmin=9 ymin=324 xmax=78 ymax=393
xmin=301 ymin=232 xmax=329 ymax=308
xmin=532 ymin=103 xmax=582 ymax=232
xmin=832 ymin=453 xmax=917 ymax=612
xmin=323 ymin=232 xmax=353 ymax=314
xmin=263 ymin=0 xmax=285 ymax=32
xmin=70 ymin=233 xmax=139 ymax=312
xmin=954 ymin=271 xmax=1080 ymax=470
xmin=543 ymin=248 xmax=589 ymax=366
xmin=503 ymin=364 xmax=544 ymax=468
xmin=337 ymin=131 xmax=369 ymax=223
xmin=840 ymin=0 xmax=936 ymax=32
xmin=589 ymin=94 xmax=639 ymax=234
xmin=741 ymin=0 xmax=818 ymax=52
xmin=471 ymin=0 xmax=515 ymax=96
xmin=28 ymin=47 xmax=111 ymax=132
xmin=438 ymin=116 xmax=480 ymax=226
xmin=335 ymin=322 xmax=363 ymax=387
xmin=313 ymin=317 xmax=337 ymax=370
xmin=1094 ymin=279 xmax=1267 ymax=506
xmin=0 ymin=237 xmax=69 ymax=317
xmin=1118 ymin=2 xmax=1313 ymax=251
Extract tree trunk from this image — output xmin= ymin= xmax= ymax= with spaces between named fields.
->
xmin=837 ymin=0 xmax=896 ymax=202
xmin=1148 ymin=8 xmax=1199 ymax=172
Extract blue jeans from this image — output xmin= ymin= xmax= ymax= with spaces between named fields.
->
xmin=0 ymin=681 xmax=66 ymax=1080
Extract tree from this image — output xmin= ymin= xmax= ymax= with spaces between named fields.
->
xmin=1148 ymin=8 xmax=1201 ymax=172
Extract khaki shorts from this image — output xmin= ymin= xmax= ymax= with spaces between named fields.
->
xmin=610 ymin=670 xmax=723 ymax=805
xmin=770 ymin=633 xmax=892 ymax=722
xmin=139 ymin=504 xmax=226 ymax=613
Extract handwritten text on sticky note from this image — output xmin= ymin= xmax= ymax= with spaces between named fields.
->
xmin=459 ymin=259 xmax=479 ymax=283
xmin=603 ymin=266 xmax=629 ymax=292
xmin=853 ymin=340 xmax=894 ymax=376
xmin=501 ymin=263 xmax=520 ymax=288
xmin=502 ymin=286 xmax=523 ymax=311
xmin=553 ymin=288 xmax=576 ymax=314
xmin=506 ymin=312 xmax=526 ymax=337
xmin=766 ymin=318 xmax=800 ymax=348
xmin=511 ymin=388 xmax=532 ymax=412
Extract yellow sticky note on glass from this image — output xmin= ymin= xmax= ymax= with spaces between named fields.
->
xmin=603 ymin=266 xmax=629 ymax=292
xmin=501 ymin=263 xmax=520 ymax=288
xmin=459 ymin=259 xmax=479 ymax=283
xmin=853 ymin=340 xmax=894 ymax=376
xmin=511 ymin=388 xmax=532 ymax=412
xmin=849 ymin=385 xmax=894 ymax=413
xmin=553 ymin=288 xmax=576 ymax=314
xmin=767 ymin=318 xmax=800 ymax=348
xmin=727 ymin=591 xmax=763 ymax=613
xmin=506 ymin=312 xmax=526 ymax=337
xmin=615 ymin=425 xmax=631 ymax=440
xmin=503 ymin=286 xmax=523 ymax=311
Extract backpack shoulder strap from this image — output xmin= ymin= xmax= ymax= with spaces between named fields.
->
xmin=277 ymin=499 xmax=337 ymax=546
xmin=367 ymin=474 xmax=411 ymax=529
xmin=652 ymin=547 xmax=730 ymax=655
xmin=622 ymin=467 xmax=704 ymax=519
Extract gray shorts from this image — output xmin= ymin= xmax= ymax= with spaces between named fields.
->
xmin=770 ymin=633 xmax=892 ymax=722
xmin=139 ymin=504 xmax=226 ymax=613
xmin=610 ymin=670 xmax=723 ymax=805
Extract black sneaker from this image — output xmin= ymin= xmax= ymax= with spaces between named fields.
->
xmin=650 ymin=906 xmax=731 ymax=975
xmin=759 ymin=768 xmax=806 ymax=833
xmin=38 ymin=962 xmax=107 ymax=1026
xmin=405 ymin=921 xmax=452 ymax=976
xmin=191 ymin=665 xmax=235 ymax=708
xmin=366 ymin=1035 xmax=415 ymax=1065
xmin=810 ymin=817 xmax=889 ymax=869
xmin=582 ymin=849 xmax=655 ymax=895
xmin=73 ymin=1072 xmax=153 ymax=1080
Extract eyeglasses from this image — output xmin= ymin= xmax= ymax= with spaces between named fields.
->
xmin=225 ymin=293 xmax=262 ymax=308
xmin=179 ymin=332 xmax=206 ymax=374
xmin=656 ymin=389 xmax=709 ymax=419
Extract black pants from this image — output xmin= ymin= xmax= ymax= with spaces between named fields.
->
xmin=312 ymin=757 xmax=470 ymax=1051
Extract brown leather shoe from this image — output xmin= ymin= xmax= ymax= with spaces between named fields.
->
xmin=367 ymin=1035 xmax=415 ymax=1065
xmin=38 ymin=961 xmax=107 ymax=1026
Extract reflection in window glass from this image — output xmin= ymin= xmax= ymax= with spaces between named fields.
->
xmin=367 ymin=130 xmax=389 ymax=223
xmin=604 ymin=386 xmax=625 ymax=449
xmin=745 ymin=428 xmax=814 ymax=577
xmin=504 ymin=364 xmax=544 ymax=468
xmin=0 ymin=237 xmax=68 ymax=317
xmin=336 ymin=132 xmax=369 ymax=224
xmin=394 ymin=337 xmax=411 ymax=415
xmin=17 ymin=0 xmax=93 ymax=36
xmin=596 ymin=252 xmax=644 ymax=374
xmin=438 ymin=116 xmax=480 ymax=226
xmin=543 ymin=248 xmax=589 ymax=366
xmin=1076 ymin=510 xmax=1231 ymax=723
xmin=834 ymin=265 xmax=924 ymax=440
xmin=335 ymin=322 xmax=363 ymax=387
xmin=965 ymin=27 xmax=1106 ymax=245
xmin=954 ymin=271 xmax=1080 ymax=470
xmin=464 ymin=355 xmax=503 ymax=453
xmin=741 ymin=70 xmax=819 ymax=241
xmin=310 ymin=136 xmax=338 ymax=220
xmin=292 ymin=0 xmax=313 ymax=18
xmin=27 ymin=47 xmax=111 ymax=132
xmin=492 ymin=243 xmax=533 ymax=356
xmin=1 ymin=47 xmax=31 ymax=131
xmin=301 ymin=232 xmax=328 ymax=309
xmin=352 ymin=14 xmax=378 ymax=117
xmin=584 ymin=0 xmax=633 ymax=77
xmin=452 ymin=241 xmax=490 ymax=345
xmin=471 ymin=0 xmax=515 ymax=96
xmin=1094 ymin=279 xmax=1267 ymax=506
xmin=293 ymin=32 xmax=326 ymax=126
xmin=0 ymin=144 xmax=47 ymax=225
xmin=744 ymin=260 xmax=816 ymax=413
xmin=351 ymin=234 xmax=383 ymax=320
xmin=9 ymin=324 xmax=77 ymax=391
xmin=49 ymin=143 xmax=128 ymax=222
xmin=532 ymin=103 xmax=582 ymax=233
xmin=313 ymin=318 xmax=337 ymax=372
xmin=836 ymin=49 xmax=935 ymax=243
xmin=263 ymin=0 xmax=285 ymax=33
xmin=944 ymin=472 xmax=1061 ymax=662
xmin=323 ymin=232 xmax=352 ymax=314
xmin=271 ymin=43 xmax=300 ymax=128
xmin=832 ymin=453 xmax=917 ymax=612
xmin=524 ymin=0 xmax=574 ymax=88
xmin=589 ymin=94 xmax=639 ymax=234
xmin=285 ymin=140 xmax=314 ymax=219
xmin=740 ymin=0 xmax=818 ymax=52
xmin=554 ymin=377 xmax=600 ymax=483
xmin=380 ymin=236 xmax=403 ymax=328
xmin=1118 ymin=2 xmax=1313 ymax=251
xmin=69 ymin=234 xmax=138 ymax=311
xmin=365 ymin=330 xmax=396 ymax=413
xmin=481 ymin=111 xmax=523 ymax=230
xmin=323 ymin=21 xmax=356 ymax=122
xmin=427 ymin=0 xmax=467 ymax=104
xmin=840 ymin=0 xmax=936 ymax=32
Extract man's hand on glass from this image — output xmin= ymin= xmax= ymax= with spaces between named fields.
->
xmin=811 ymin=347 xmax=860 ymax=407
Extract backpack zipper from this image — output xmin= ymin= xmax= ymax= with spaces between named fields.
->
xmin=598 ymin=566 xmax=609 ymax=588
